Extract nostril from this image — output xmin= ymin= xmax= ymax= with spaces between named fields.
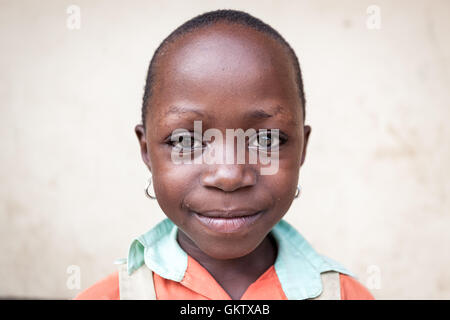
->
xmin=200 ymin=165 xmax=257 ymax=192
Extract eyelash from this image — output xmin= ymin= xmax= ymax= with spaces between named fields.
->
xmin=165 ymin=130 xmax=288 ymax=151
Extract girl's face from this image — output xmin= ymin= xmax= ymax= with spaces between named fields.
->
xmin=136 ymin=23 xmax=311 ymax=260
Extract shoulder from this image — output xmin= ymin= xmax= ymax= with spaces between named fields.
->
xmin=74 ymin=271 xmax=120 ymax=300
xmin=339 ymin=273 xmax=375 ymax=300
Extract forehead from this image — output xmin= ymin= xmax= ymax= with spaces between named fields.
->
xmin=149 ymin=23 xmax=301 ymax=129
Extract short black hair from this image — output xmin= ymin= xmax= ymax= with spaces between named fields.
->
xmin=141 ymin=9 xmax=306 ymax=128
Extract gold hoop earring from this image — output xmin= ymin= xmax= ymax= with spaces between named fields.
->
xmin=145 ymin=177 xmax=157 ymax=200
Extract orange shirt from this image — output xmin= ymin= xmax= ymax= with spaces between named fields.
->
xmin=76 ymin=218 xmax=374 ymax=300
xmin=75 ymin=255 xmax=374 ymax=300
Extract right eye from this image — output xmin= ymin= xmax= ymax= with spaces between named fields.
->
xmin=168 ymin=132 xmax=204 ymax=152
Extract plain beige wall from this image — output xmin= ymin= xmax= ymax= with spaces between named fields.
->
xmin=1 ymin=0 xmax=449 ymax=299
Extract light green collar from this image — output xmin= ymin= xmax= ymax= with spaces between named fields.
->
xmin=126 ymin=218 xmax=354 ymax=300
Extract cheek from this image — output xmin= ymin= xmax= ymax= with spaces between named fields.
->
xmin=147 ymin=144 xmax=185 ymax=207
xmin=265 ymin=156 xmax=301 ymax=211
xmin=270 ymin=169 xmax=299 ymax=205
xmin=152 ymin=163 xmax=198 ymax=222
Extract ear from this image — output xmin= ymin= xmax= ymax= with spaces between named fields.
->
xmin=134 ymin=124 xmax=152 ymax=172
xmin=300 ymin=125 xmax=311 ymax=167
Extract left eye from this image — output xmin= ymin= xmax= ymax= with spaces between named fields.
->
xmin=249 ymin=130 xmax=282 ymax=150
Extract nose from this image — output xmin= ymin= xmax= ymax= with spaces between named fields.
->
xmin=200 ymin=163 xmax=257 ymax=192
xmin=200 ymin=131 xmax=258 ymax=192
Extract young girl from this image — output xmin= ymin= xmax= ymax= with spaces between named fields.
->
xmin=75 ymin=9 xmax=374 ymax=300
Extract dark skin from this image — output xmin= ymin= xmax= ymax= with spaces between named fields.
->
xmin=135 ymin=23 xmax=311 ymax=300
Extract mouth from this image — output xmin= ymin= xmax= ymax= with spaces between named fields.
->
xmin=191 ymin=209 xmax=264 ymax=234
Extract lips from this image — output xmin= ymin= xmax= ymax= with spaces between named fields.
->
xmin=191 ymin=209 xmax=264 ymax=233
xmin=194 ymin=209 xmax=261 ymax=218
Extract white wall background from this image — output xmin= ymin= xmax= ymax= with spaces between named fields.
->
xmin=0 ymin=0 xmax=449 ymax=299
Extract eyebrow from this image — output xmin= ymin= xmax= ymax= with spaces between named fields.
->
xmin=165 ymin=104 xmax=283 ymax=119
xmin=163 ymin=104 xmax=299 ymax=127
xmin=165 ymin=105 xmax=207 ymax=117
xmin=243 ymin=105 xmax=283 ymax=120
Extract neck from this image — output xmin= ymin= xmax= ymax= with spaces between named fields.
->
xmin=176 ymin=230 xmax=277 ymax=298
